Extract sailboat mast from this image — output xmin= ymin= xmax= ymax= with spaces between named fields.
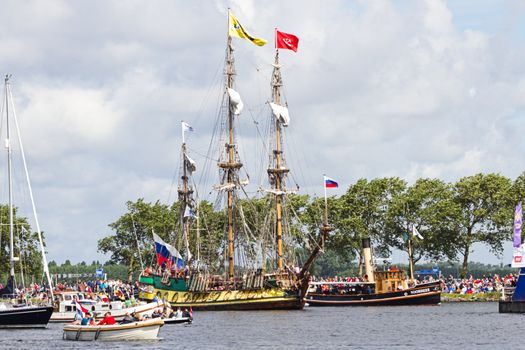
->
xmin=4 ymin=75 xmax=15 ymax=278
xmin=270 ymin=50 xmax=286 ymax=271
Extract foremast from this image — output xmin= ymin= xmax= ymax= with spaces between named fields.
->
xmin=268 ymin=50 xmax=288 ymax=271
xmin=178 ymin=126 xmax=194 ymax=265
xmin=218 ymin=35 xmax=243 ymax=280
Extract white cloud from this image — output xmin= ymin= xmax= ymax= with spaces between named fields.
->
xmin=0 ymin=0 xmax=523 ymax=264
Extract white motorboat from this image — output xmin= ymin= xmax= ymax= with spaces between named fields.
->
xmin=63 ymin=318 xmax=164 ymax=341
xmin=163 ymin=315 xmax=192 ymax=325
xmin=51 ymin=292 xmax=166 ymax=322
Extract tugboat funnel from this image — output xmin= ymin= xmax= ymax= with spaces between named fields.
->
xmin=362 ymin=238 xmax=375 ymax=283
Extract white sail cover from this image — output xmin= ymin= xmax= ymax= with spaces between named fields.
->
xmin=185 ymin=154 xmax=197 ymax=173
xmin=270 ymin=103 xmax=290 ymax=126
xmin=227 ymin=88 xmax=244 ymax=115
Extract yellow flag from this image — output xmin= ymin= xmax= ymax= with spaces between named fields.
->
xmin=228 ymin=12 xmax=267 ymax=47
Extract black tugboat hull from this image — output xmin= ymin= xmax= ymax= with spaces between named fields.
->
xmin=499 ymin=301 xmax=525 ymax=313
xmin=0 ymin=305 xmax=54 ymax=328
xmin=306 ymin=282 xmax=441 ymax=306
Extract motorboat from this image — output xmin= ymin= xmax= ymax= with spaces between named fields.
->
xmin=63 ymin=318 xmax=164 ymax=341
xmin=51 ymin=292 xmax=166 ymax=322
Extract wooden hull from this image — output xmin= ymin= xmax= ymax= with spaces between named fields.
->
xmin=306 ymin=282 xmax=441 ymax=306
xmin=0 ymin=305 xmax=53 ymax=328
xmin=140 ymin=288 xmax=305 ymax=311
xmin=63 ymin=318 xmax=164 ymax=341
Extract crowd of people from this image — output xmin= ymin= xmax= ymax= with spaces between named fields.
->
xmin=441 ymin=274 xmax=517 ymax=294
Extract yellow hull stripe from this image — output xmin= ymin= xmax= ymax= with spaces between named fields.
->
xmin=140 ymin=288 xmax=298 ymax=307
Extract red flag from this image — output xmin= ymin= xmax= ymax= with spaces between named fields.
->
xmin=276 ymin=30 xmax=299 ymax=52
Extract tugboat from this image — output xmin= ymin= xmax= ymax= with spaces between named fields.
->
xmin=305 ymin=238 xmax=441 ymax=306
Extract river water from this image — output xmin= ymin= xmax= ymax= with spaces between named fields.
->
xmin=0 ymin=302 xmax=518 ymax=349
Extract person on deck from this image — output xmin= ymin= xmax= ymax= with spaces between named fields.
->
xmin=97 ymin=312 xmax=116 ymax=326
xmin=80 ymin=312 xmax=93 ymax=326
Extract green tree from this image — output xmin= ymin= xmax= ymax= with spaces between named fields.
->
xmin=385 ymin=178 xmax=458 ymax=276
xmin=0 ymin=205 xmax=45 ymax=283
xmin=98 ymin=199 xmax=179 ymax=281
xmin=337 ymin=178 xmax=406 ymax=260
xmin=452 ymin=173 xmax=513 ymax=277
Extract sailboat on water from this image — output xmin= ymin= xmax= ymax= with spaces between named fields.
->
xmin=138 ymin=13 xmax=329 ymax=310
xmin=0 ymin=75 xmax=54 ymax=327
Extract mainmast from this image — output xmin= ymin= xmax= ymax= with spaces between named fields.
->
xmin=4 ymin=75 xmax=14 ymax=278
xmin=218 ymin=35 xmax=243 ymax=279
xmin=268 ymin=51 xmax=288 ymax=271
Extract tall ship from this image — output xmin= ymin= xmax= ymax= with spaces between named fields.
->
xmin=139 ymin=13 xmax=328 ymax=310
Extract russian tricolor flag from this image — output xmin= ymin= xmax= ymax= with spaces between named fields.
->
xmin=153 ymin=232 xmax=185 ymax=269
xmin=324 ymin=176 xmax=338 ymax=188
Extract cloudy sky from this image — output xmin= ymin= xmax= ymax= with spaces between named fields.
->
xmin=0 ymin=0 xmax=524 ymax=265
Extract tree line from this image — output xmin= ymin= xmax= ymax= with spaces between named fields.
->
xmin=2 ymin=171 xmax=518 ymax=284
xmin=97 ymin=172 xmax=523 ymax=279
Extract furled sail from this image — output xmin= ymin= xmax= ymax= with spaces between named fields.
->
xmin=269 ymin=102 xmax=290 ymax=126
xmin=227 ymin=88 xmax=244 ymax=115
xmin=185 ymin=154 xmax=197 ymax=173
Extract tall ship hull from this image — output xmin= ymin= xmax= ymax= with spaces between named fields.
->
xmin=305 ymin=281 xmax=441 ymax=307
xmin=0 ymin=305 xmax=54 ymax=328
xmin=139 ymin=274 xmax=307 ymax=310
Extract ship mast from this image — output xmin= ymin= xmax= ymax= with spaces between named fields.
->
xmin=268 ymin=50 xmax=288 ymax=271
xmin=218 ymin=34 xmax=243 ymax=279
xmin=178 ymin=135 xmax=192 ymax=265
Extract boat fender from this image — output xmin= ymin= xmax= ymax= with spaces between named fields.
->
xmin=62 ymin=332 xmax=66 ymax=340
xmin=91 ymin=306 xmax=95 ymax=312
xmin=223 ymin=291 xmax=232 ymax=300
xmin=95 ymin=328 xmax=102 ymax=341
xmin=109 ymin=304 xmax=112 ymax=310
xmin=75 ymin=329 xmax=81 ymax=341
xmin=171 ymin=293 xmax=179 ymax=303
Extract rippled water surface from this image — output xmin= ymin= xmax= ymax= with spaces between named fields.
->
xmin=0 ymin=302 xmax=518 ymax=349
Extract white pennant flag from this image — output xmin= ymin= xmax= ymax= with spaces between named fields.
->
xmin=412 ymin=225 xmax=424 ymax=240
xmin=184 ymin=205 xmax=198 ymax=218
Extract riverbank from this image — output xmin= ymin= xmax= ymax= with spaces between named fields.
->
xmin=442 ymin=292 xmax=500 ymax=302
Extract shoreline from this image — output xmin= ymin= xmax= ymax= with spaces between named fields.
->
xmin=441 ymin=292 xmax=500 ymax=302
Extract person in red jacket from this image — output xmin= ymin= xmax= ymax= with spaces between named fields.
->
xmin=97 ymin=312 xmax=116 ymax=326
